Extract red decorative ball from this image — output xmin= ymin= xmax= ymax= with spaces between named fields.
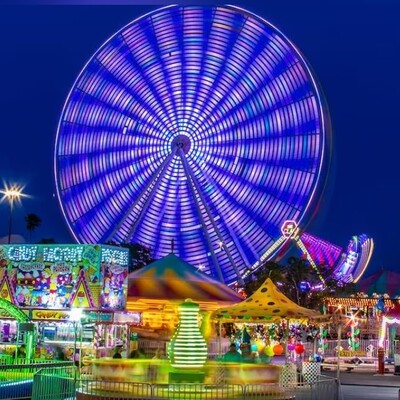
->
xmin=273 ymin=344 xmax=284 ymax=356
xmin=294 ymin=344 xmax=305 ymax=354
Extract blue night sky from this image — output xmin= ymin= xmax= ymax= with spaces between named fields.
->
xmin=0 ymin=0 xmax=398 ymax=278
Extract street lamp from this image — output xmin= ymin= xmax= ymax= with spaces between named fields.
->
xmin=69 ymin=308 xmax=83 ymax=367
xmin=0 ymin=185 xmax=26 ymax=244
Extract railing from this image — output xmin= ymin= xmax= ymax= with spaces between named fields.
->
xmin=32 ymin=368 xmax=340 ymax=400
xmin=285 ymin=375 xmax=340 ymax=400
xmin=0 ymin=361 xmax=73 ymax=400
xmin=0 ymin=354 xmax=72 ymax=365
xmin=139 ymin=338 xmax=385 ymax=359
xmin=303 ymin=338 xmax=389 ymax=358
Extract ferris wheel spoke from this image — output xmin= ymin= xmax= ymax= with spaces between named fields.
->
xmin=197 ymin=172 xmax=276 ymax=255
xmin=188 ymin=158 xmax=261 ymax=268
xmin=193 ymin=157 xmax=288 ymax=240
xmin=105 ymin=148 xmax=178 ymax=243
xmin=195 ymin=177 xmax=257 ymax=265
xmin=71 ymin=65 xmax=169 ymax=138
xmin=194 ymin=58 xmax=318 ymax=148
xmin=95 ymin=35 xmax=176 ymax=133
xmin=184 ymin=19 xmax=248 ymax=131
xmin=191 ymin=33 xmax=298 ymax=139
xmin=177 ymin=148 xmax=224 ymax=283
xmin=178 ymin=147 xmax=244 ymax=284
xmin=203 ymin=145 xmax=317 ymax=215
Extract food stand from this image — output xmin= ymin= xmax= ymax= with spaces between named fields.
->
xmin=0 ymin=244 xmax=129 ymax=360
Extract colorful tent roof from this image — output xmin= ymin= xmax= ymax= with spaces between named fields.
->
xmin=357 ymin=269 xmax=400 ymax=298
xmin=213 ymin=278 xmax=321 ymax=322
xmin=127 ymin=253 xmax=243 ymax=311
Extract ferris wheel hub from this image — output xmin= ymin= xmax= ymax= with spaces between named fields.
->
xmin=171 ymin=134 xmax=191 ymax=154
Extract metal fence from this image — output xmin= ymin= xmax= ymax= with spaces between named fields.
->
xmin=0 ymin=361 xmax=73 ymax=400
xmin=31 ymin=368 xmax=340 ymax=400
xmin=140 ymin=338 xmax=383 ymax=359
xmin=158 ymin=384 xmax=247 ymax=400
xmin=284 ymin=375 xmax=340 ymax=400
xmin=303 ymin=339 xmax=384 ymax=358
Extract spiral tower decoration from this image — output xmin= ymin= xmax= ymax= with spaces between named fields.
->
xmin=169 ymin=299 xmax=208 ymax=369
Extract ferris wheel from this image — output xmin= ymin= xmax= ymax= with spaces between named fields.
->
xmin=54 ymin=5 xmax=329 ymax=285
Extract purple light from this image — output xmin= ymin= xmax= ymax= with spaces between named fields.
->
xmin=299 ymin=231 xmax=374 ymax=283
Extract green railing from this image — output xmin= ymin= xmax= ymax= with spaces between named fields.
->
xmin=31 ymin=370 xmax=339 ymax=400
xmin=0 ymin=361 xmax=73 ymax=400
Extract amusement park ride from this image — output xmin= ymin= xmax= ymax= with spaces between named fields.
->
xmin=53 ymin=5 xmax=374 ymax=287
xmin=277 ymin=220 xmax=374 ymax=284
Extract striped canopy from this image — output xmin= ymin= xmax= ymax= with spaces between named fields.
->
xmin=357 ymin=269 xmax=400 ymax=298
xmin=127 ymin=253 xmax=243 ymax=311
xmin=213 ymin=278 xmax=321 ymax=322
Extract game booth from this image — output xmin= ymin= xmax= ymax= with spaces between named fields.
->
xmin=0 ymin=244 xmax=131 ymax=362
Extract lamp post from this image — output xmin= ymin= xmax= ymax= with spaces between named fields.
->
xmin=1 ymin=185 xmax=25 ymax=244
xmin=69 ymin=308 xmax=83 ymax=368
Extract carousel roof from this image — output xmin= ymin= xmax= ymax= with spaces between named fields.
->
xmin=126 ymin=253 xmax=243 ymax=312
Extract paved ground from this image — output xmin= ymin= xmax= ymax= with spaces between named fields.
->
xmin=273 ymin=357 xmax=400 ymax=398
xmin=324 ymin=369 xmax=400 ymax=399
xmin=325 ymin=370 xmax=400 ymax=387
xmin=341 ymin=385 xmax=399 ymax=400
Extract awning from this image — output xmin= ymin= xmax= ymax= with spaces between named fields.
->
xmin=213 ymin=278 xmax=321 ymax=322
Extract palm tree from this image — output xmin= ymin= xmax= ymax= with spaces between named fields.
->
xmin=25 ymin=213 xmax=42 ymax=243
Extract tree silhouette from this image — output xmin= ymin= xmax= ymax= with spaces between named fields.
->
xmin=25 ymin=213 xmax=42 ymax=243
xmin=123 ymin=242 xmax=154 ymax=272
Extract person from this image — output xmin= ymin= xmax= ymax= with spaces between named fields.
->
xmin=16 ymin=344 xmax=26 ymax=359
xmin=74 ymin=349 xmax=80 ymax=367
xmin=148 ymin=348 xmax=168 ymax=382
xmin=250 ymin=351 xmax=261 ymax=364
xmin=112 ymin=345 xmax=123 ymax=359
xmin=223 ymin=343 xmax=242 ymax=363
xmin=55 ymin=345 xmax=67 ymax=361
xmin=152 ymin=348 xmax=166 ymax=359
xmin=128 ymin=348 xmax=145 ymax=359
xmin=259 ymin=351 xmax=272 ymax=364
xmin=240 ymin=344 xmax=253 ymax=363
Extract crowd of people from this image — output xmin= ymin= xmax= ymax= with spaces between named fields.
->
xmin=13 ymin=341 xmax=270 ymax=366
xmin=112 ymin=345 xmax=166 ymax=360
xmin=111 ymin=345 xmax=168 ymax=383
xmin=223 ymin=343 xmax=271 ymax=364
xmin=112 ymin=342 xmax=270 ymax=364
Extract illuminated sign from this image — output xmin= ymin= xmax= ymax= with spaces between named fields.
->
xmin=18 ymin=262 xmax=44 ymax=272
xmin=0 ymin=309 xmax=16 ymax=319
xmin=113 ymin=312 xmax=141 ymax=324
xmin=32 ymin=310 xmax=71 ymax=321
xmin=0 ymin=244 xmax=129 ymax=311
xmin=85 ymin=311 xmax=114 ymax=322
xmin=3 ymin=244 xmax=128 ymax=267
xmin=51 ymin=263 xmax=73 ymax=274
